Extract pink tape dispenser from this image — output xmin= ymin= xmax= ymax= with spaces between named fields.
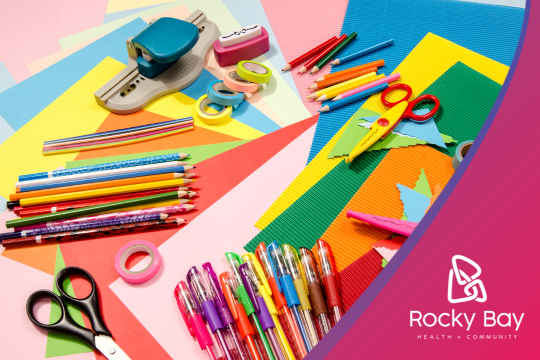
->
xmin=213 ymin=24 xmax=270 ymax=67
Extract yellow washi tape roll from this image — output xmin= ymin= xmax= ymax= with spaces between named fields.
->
xmin=237 ymin=61 xmax=272 ymax=84
xmin=194 ymin=94 xmax=233 ymax=125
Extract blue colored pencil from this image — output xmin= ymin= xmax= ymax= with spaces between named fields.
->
xmin=18 ymin=153 xmax=189 ymax=182
xmin=331 ymin=39 xmax=394 ymax=65
xmin=319 ymin=83 xmax=389 ymax=112
xmin=19 ymin=166 xmax=194 ymax=192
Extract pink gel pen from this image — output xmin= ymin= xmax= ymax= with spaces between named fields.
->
xmin=174 ymin=281 xmax=218 ymax=360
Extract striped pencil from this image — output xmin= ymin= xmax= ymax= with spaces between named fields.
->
xmin=282 ymin=37 xmax=337 ymax=71
xmin=18 ymin=153 xmax=189 ymax=182
xmin=2 ymin=218 xmax=186 ymax=248
xmin=0 ymin=213 xmax=169 ymax=241
xmin=315 ymin=59 xmax=385 ymax=82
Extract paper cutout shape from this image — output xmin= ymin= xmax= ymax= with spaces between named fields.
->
xmin=398 ymin=184 xmax=431 ymax=223
xmin=381 ymin=258 xmax=388 ymax=268
xmin=357 ymin=121 xmax=457 ymax=147
xmin=414 ymin=168 xmax=432 ymax=198
xmin=46 ymin=245 xmax=93 ymax=357
xmin=426 ymin=183 xmax=444 ymax=213
xmin=361 ymin=108 xmax=447 ymax=148
xmin=372 ymin=236 xmax=407 ymax=262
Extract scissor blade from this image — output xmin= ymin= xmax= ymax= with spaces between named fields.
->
xmin=95 ymin=335 xmax=132 ymax=360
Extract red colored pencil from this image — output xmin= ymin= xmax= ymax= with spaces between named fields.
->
xmin=282 ymin=36 xmax=337 ymax=71
xmin=16 ymin=186 xmax=190 ymax=217
xmin=298 ymin=34 xmax=347 ymax=74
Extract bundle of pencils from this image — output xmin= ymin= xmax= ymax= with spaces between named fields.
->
xmin=42 ymin=117 xmax=194 ymax=155
xmin=1 ymin=152 xmax=199 ymax=248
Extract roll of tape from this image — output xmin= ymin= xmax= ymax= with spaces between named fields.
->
xmin=237 ymin=61 xmax=272 ymax=84
xmin=452 ymin=140 xmax=473 ymax=170
xmin=223 ymin=69 xmax=259 ymax=93
xmin=115 ymin=240 xmax=161 ymax=283
xmin=207 ymin=80 xmax=244 ymax=106
xmin=194 ymin=95 xmax=233 ymax=125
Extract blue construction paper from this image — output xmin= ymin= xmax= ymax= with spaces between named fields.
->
xmin=306 ymin=0 xmax=523 ymax=163
xmin=0 ymin=62 xmax=16 ymax=94
xmin=361 ymin=109 xmax=446 ymax=148
xmin=397 ymin=184 xmax=431 ymax=223
xmin=103 ymin=5 xmax=164 ymax=24
xmin=181 ymin=69 xmax=280 ymax=134
xmin=221 ymin=0 xmax=301 ymax=99
xmin=0 ymin=114 xmax=15 ymax=146
xmin=0 ymin=19 xmax=148 ymax=131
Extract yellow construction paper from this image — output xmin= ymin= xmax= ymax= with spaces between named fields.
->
xmin=255 ymin=33 xmax=509 ymax=230
xmin=106 ymin=0 xmax=175 ymax=14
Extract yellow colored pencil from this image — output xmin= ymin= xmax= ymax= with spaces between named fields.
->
xmin=310 ymin=73 xmax=384 ymax=101
xmin=307 ymin=72 xmax=378 ymax=100
xmin=19 ymin=178 xmax=196 ymax=206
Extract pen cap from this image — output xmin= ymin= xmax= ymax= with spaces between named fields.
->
xmin=174 ymin=281 xmax=195 ymax=336
xmin=317 ymin=239 xmax=341 ymax=290
xmin=225 ymin=252 xmax=244 ymax=285
xmin=226 ymin=253 xmax=256 ymax=316
xmin=316 ymin=240 xmax=342 ymax=309
xmin=175 ymin=282 xmax=214 ymax=349
xmin=186 ymin=266 xmax=209 ymax=316
xmin=283 ymin=245 xmax=311 ymax=311
xmin=239 ymin=263 xmax=261 ymax=312
xmin=202 ymin=263 xmax=235 ymax=326
xmin=256 ymin=243 xmax=288 ymax=310
xmin=219 ymin=272 xmax=255 ymax=339
xmin=267 ymin=241 xmax=290 ymax=279
xmin=242 ymin=254 xmax=279 ymax=315
xmin=300 ymin=248 xmax=328 ymax=317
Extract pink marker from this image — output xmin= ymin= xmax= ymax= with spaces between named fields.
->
xmin=346 ymin=210 xmax=417 ymax=236
xmin=332 ymin=73 xmax=401 ymax=101
xmin=175 ymin=281 xmax=218 ymax=360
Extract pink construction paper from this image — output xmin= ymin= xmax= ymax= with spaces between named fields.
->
xmin=109 ymin=124 xmax=316 ymax=358
xmin=0 ymin=1 xmax=107 ymax=82
xmin=260 ymin=0 xmax=349 ymax=115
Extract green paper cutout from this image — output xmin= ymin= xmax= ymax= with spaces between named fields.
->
xmin=327 ymin=108 xmax=380 ymax=158
xmin=382 ymin=259 xmax=388 ymax=268
xmin=401 ymin=213 xmax=408 ymax=221
xmin=46 ymin=245 xmax=93 ymax=357
xmin=65 ymin=140 xmax=251 ymax=169
xmin=441 ymin=133 xmax=457 ymax=144
xmin=413 ymin=169 xmax=432 ymax=198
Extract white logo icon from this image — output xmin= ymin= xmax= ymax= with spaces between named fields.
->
xmin=447 ymin=255 xmax=487 ymax=304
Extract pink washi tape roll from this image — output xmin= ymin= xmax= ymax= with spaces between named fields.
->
xmin=223 ymin=69 xmax=259 ymax=93
xmin=115 ymin=240 xmax=161 ymax=283
xmin=213 ymin=26 xmax=270 ymax=67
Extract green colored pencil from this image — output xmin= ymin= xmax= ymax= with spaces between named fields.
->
xmin=6 ymin=190 xmax=190 ymax=228
xmin=311 ymin=32 xmax=358 ymax=74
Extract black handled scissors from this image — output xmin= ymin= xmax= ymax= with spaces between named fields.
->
xmin=26 ymin=267 xmax=131 ymax=360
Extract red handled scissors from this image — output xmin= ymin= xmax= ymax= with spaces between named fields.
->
xmin=346 ymin=83 xmax=440 ymax=163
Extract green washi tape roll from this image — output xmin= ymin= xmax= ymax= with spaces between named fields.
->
xmin=236 ymin=61 xmax=272 ymax=84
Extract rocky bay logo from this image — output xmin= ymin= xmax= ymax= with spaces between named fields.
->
xmin=447 ymin=255 xmax=487 ymax=304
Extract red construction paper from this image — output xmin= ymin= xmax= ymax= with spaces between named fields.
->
xmin=59 ymin=115 xmax=318 ymax=359
xmin=372 ymin=236 xmax=407 ymax=251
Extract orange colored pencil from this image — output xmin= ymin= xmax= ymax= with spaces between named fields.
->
xmin=315 ymin=59 xmax=385 ymax=82
xmin=9 ymin=173 xmax=193 ymax=201
xmin=309 ymin=67 xmax=378 ymax=90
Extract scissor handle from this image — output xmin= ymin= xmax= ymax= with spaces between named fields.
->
xmin=55 ymin=266 xmax=113 ymax=338
xmin=405 ymin=94 xmax=440 ymax=122
xmin=381 ymin=83 xmax=413 ymax=108
xmin=26 ymin=289 xmax=96 ymax=349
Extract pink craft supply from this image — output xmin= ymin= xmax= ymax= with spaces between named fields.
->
xmin=213 ymin=27 xmax=270 ymax=67
xmin=335 ymin=73 xmax=401 ymax=101
xmin=346 ymin=210 xmax=417 ymax=236
xmin=115 ymin=240 xmax=162 ymax=284
xmin=223 ymin=69 xmax=259 ymax=93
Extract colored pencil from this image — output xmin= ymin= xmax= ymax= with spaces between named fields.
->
xmin=282 ymin=36 xmax=337 ymax=71
xmin=298 ymin=35 xmax=347 ymax=74
xmin=16 ymin=161 xmax=189 ymax=189
xmin=19 ymin=179 xmax=195 ymax=207
xmin=19 ymin=166 xmax=195 ymax=193
xmin=315 ymin=73 xmax=384 ymax=101
xmin=18 ymin=153 xmax=189 ymax=182
xmin=311 ymin=32 xmax=357 ymax=74
xmin=16 ymin=187 xmax=190 ymax=216
xmin=3 ymin=218 xmax=186 ymax=248
xmin=6 ymin=190 xmax=189 ymax=228
xmin=44 ymin=117 xmax=193 ymax=144
xmin=332 ymin=39 xmax=393 ymax=65
xmin=309 ymin=67 xmax=377 ymax=90
xmin=332 ymin=73 xmax=401 ymax=101
xmin=319 ymin=83 xmax=389 ymax=112
xmin=315 ymin=59 xmax=385 ymax=82
xmin=0 ymin=213 xmax=169 ymax=241
xmin=10 ymin=173 xmax=192 ymax=201
xmin=43 ymin=125 xmax=194 ymax=155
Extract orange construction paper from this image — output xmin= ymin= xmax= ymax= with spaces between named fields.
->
xmin=315 ymin=146 xmax=454 ymax=272
xmin=74 ymin=110 xmax=242 ymax=161
xmin=1 ymin=243 xmax=57 ymax=275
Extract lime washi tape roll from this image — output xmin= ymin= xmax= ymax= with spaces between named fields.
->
xmin=194 ymin=94 xmax=233 ymax=125
xmin=237 ymin=60 xmax=272 ymax=84
xmin=452 ymin=140 xmax=473 ymax=170
xmin=223 ymin=69 xmax=259 ymax=93
xmin=207 ymin=80 xmax=244 ymax=106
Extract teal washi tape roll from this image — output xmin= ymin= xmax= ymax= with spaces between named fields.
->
xmin=452 ymin=140 xmax=473 ymax=170
xmin=207 ymin=80 xmax=244 ymax=106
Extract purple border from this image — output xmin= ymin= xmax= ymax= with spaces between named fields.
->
xmin=307 ymin=1 xmax=531 ymax=358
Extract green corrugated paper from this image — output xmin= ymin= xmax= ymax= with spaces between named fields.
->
xmin=244 ymin=150 xmax=388 ymax=252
